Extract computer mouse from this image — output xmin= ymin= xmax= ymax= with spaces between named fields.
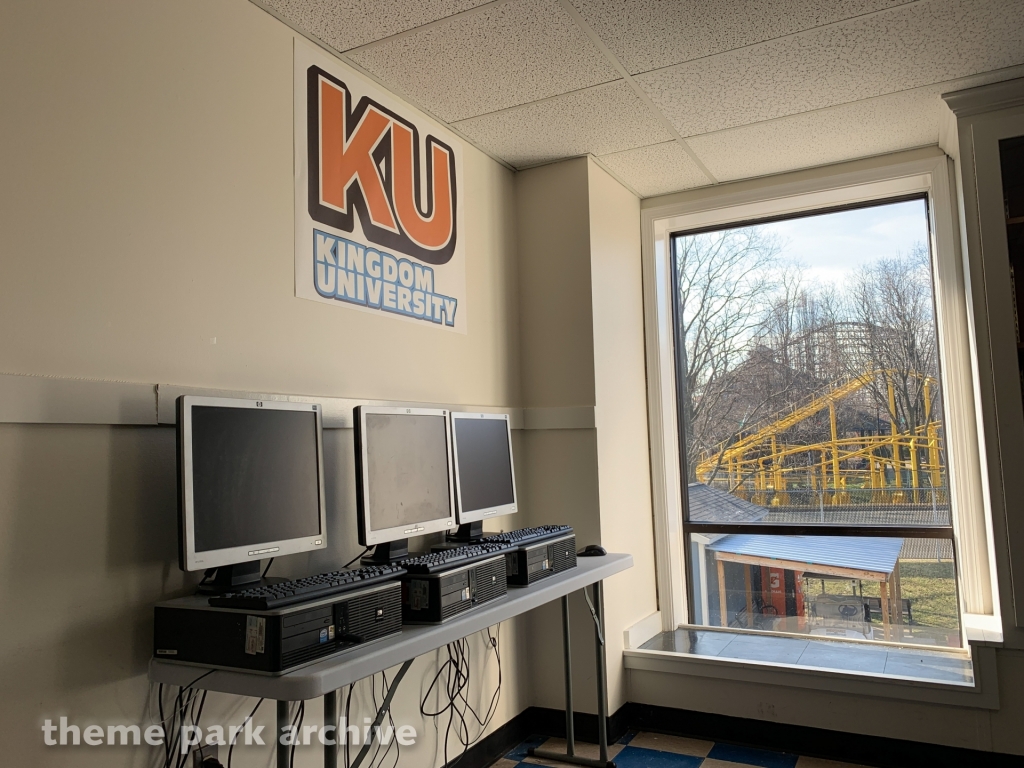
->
xmin=578 ymin=544 xmax=606 ymax=557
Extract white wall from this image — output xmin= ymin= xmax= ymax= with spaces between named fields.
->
xmin=0 ymin=1 xmax=525 ymax=765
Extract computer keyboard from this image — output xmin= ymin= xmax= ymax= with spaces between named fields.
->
xmin=207 ymin=563 xmax=407 ymax=610
xmin=401 ymin=543 xmax=511 ymax=574
xmin=480 ymin=525 xmax=574 ymax=547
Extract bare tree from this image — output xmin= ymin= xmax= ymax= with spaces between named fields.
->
xmin=849 ymin=243 xmax=940 ymax=438
xmin=675 ymin=220 xmax=942 ymax=495
xmin=673 ymin=227 xmax=781 ymax=479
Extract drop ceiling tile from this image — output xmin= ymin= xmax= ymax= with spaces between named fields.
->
xmin=452 ymin=81 xmax=673 ymax=168
xmin=597 ymin=141 xmax=710 ymax=198
xmin=258 ymin=0 xmax=492 ymax=52
xmin=688 ymin=67 xmax=1024 ymax=182
xmin=635 ymin=0 xmax=1024 ymax=137
xmin=688 ymin=88 xmax=945 ymax=182
xmin=347 ymin=0 xmax=619 ymax=123
xmin=568 ymin=0 xmax=911 ymax=75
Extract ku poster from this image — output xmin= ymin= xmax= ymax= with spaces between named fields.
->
xmin=294 ymin=42 xmax=467 ymax=333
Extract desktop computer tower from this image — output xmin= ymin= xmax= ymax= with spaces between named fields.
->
xmin=401 ymin=554 xmax=507 ymax=623
xmin=154 ymin=581 xmax=402 ymax=674
xmin=506 ymin=533 xmax=577 ymax=586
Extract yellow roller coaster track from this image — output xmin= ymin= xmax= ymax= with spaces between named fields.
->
xmin=695 ymin=369 xmax=943 ymax=506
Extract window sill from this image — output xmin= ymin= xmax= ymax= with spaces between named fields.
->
xmin=963 ymin=612 xmax=1004 ymax=645
xmin=623 ymin=628 xmax=999 ymax=709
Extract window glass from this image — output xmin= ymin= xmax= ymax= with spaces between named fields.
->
xmin=690 ymin=533 xmax=960 ymax=647
xmin=673 ymin=198 xmax=961 ymax=648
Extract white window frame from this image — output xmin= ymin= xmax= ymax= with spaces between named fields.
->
xmin=640 ymin=149 xmax=1002 ymax=650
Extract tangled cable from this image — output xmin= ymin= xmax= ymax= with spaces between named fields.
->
xmin=419 ymin=625 xmax=502 ymax=767
xmin=337 ymin=671 xmax=403 ymax=768
xmin=154 ymin=670 xmax=213 ymax=768
xmin=152 ymin=623 xmax=501 ymax=768
xmin=227 ymin=697 xmax=264 ymax=768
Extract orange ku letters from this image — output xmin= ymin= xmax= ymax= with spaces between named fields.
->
xmin=318 ymin=78 xmax=454 ymax=251
xmin=319 ymin=79 xmax=396 ymax=231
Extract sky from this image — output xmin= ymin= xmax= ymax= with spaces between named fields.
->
xmin=754 ymin=198 xmax=931 ymax=287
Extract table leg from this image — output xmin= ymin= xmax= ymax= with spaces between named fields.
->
xmin=562 ymin=594 xmax=576 ymax=758
xmin=324 ymin=689 xmax=338 ymax=768
xmin=528 ymin=581 xmax=615 ymax=768
xmin=277 ymin=700 xmax=290 ymax=768
xmin=593 ymin=580 xmax=610 ymax=765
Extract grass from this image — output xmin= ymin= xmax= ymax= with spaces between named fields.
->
xmin=812 ymin=560 xmax=960 ymax=631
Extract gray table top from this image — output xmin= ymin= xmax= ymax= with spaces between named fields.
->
xmin=149 ymin=552 xmax=632 ymax=701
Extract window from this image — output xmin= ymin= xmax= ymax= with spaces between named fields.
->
xmin=637 ymin=154 xmax=1000 ymax=692
xmin=672 ymin=197 xmax=962 ymax=648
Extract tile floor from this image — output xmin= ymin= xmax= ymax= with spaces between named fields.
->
xmin=639 ymin=629 xmax=974 ymax=686
xmin=493 ymin=732 xmax=871 ymax=768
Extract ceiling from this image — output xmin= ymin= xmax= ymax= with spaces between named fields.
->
xmin=255 ymin=0 xmax=1024 ymax=198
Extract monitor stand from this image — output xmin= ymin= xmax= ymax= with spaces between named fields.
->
xmin=446 ymin=522 xmax=484 ymax=544
xmin=195 ymin=561 xmax=287 ymax=595
xmin=361 ymin=539 xmax=410 ymax=565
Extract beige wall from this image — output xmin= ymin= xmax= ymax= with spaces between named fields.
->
xmin=515 ymin=157 xmax=604 ymax=713
xmin=0 ymin=1 xmax=525 ymax=766
xmin=587 ymin=160 xmax=658 ymax=711
xmin=516 ymin=158 xmax=656 ymax=714
xmin=0 ymin=0 xmax=520 ymax=407
xmin=514 ymin=158 xmax=596 ymax=410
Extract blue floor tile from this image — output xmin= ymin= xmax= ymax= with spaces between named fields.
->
xmin=504 ymin=734 xmax=548 ymax=761
xmin=618 ymin=730 xmax=638 ymax=745
xmin=613 ymin=745 xmax=704 ymax=768
xmin=706 ymin=743 xmax=799 ymax=768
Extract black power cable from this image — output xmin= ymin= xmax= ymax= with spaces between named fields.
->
xmin=227 ymin=698 xmax=264 ymax=768
xmin=365 ymin=670 xmax=400 ymax=768
xmin=344 ymin=683 xmax=355 ymax=768
xmin=334 ymin=672 xmax=404 ymax=768
xmin=368 ymin=675 xmax=384 ymax=768
xmin=343 ymin=547 xmax=372 ymax=569
xmin=379 ymin=671 xmax=400 ymax=768
xmin=169 ymin=688 xmax=198 ymax=768
xmin=418 ymin=625 xmax=502 ymax=767
xmin=162 ymin=670 xmax=213 ymax=768
xmin=457 ymin=626 xmax=502 ymax=739
xmin=158 ymin=684 xmax=169 ymax=765
xmin=289 ymin=700 xmax=305 ymax=768
xmin=177 ymin=689 xmax=208 ymax=768
xmin=425 ymin=642 xmax=468 ymax=764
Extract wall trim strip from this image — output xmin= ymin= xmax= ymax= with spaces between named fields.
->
xmin=0 ymin=373 xmax=595 ymax=431
xmin=0 ymin=373 xmax=156 ymax=425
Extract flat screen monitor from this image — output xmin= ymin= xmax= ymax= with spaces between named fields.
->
xmin=354 ymin=406 xmax=456 ymax=547
xmin=451 ymin=412 xmax=517 ymax=525
xmin=177 ymin=396 xmax=327 ymax=574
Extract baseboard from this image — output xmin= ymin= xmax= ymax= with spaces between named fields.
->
xmin=629 ymin=703 xmax=1024 ymax=768
xmin=525 ymin=704 xmax=632 ymax=745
